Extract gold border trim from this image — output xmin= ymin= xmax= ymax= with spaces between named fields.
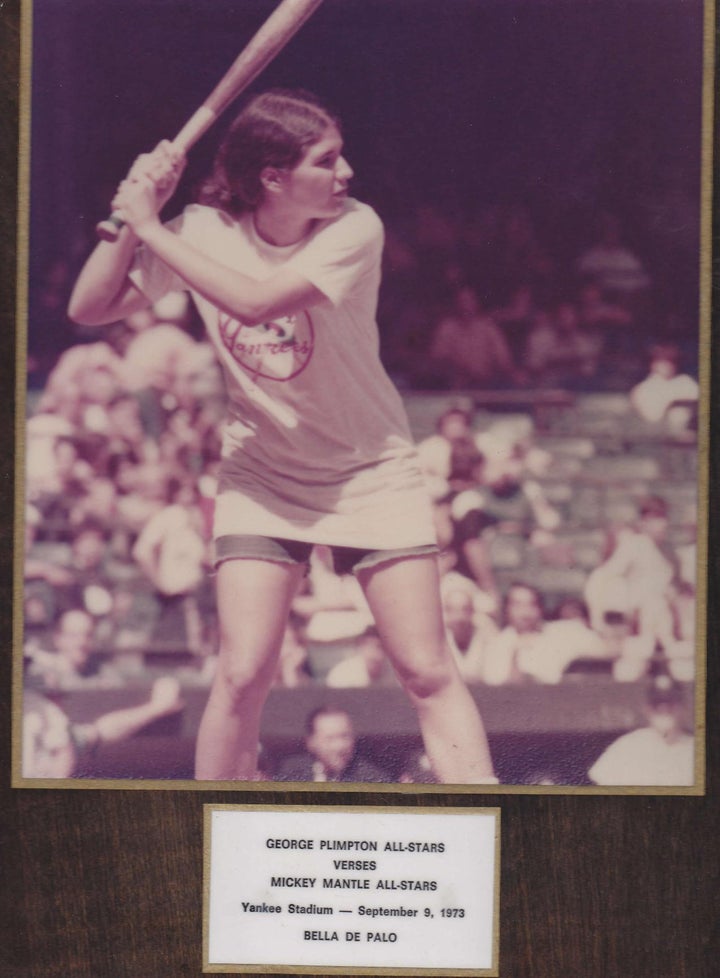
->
xmin=12 ymin=0 xmax=33 ymax=792
xmin=691 ymin=0 xmax=716 ymax=796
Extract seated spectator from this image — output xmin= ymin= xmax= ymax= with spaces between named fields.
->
xmin=576 ymin=281 xmax=634 ymax=331
xmin=36 ymin=341 xmax=124 ymax=430
xmin=24 ymin=504 xmax=73 ymax=590
xmin=418 ymin=406 xmax=558 ymax=529
xmin=484 ymin=583 xmax=544 ymax=685
xmin=23 ymin=588 xmax=60 ymax=650
xmin=491 ymin=283 xmax=540 ymax=360
xmin=103 ymin=392 xmax=157 ymax=466
xmin=25 ymin=414 xmax=77 ymax=500
xmin=274 ymin=706 xmax=390 ymax=783
xmin=122 ymin=323 xmax=197 ymax=441
xmin=553 ymin=596 xmax=592 ymax=623
xmin=596 ymin=609 xmax=638 ymax=656
xmin=483 ymin=583 xmax=606 ymax=685
xmin=50 ymin=519 xmax=125 ymax=620
xmin=594 ymin=610 xmax=655 ymax=681
xmin=27 ymin=608 xmax=125 ymax=691
xmin=576 ymin=213 xmax=651 ymax=304
xmin=132 ymin=479 xmax=209 ymax=653
xmin=487 ymin=205 xmax=555 ymax=298
xmin=438 ymin=556 xmax=497 ymax=618
xmin=588 ymin=676 xmax=694 ymax=786
xmin=524 ymin=300 xmax=603 ymax=388
xmin=442 ymin=587 xmax=496 ymax=683
xmin=417 ymin=404 xmax=474 ymax=499
xmin=433 ymin=441 xmax=499 ymax=608
xmin=22 ymin=677 xmax=184 ymax=779
xmin=158 ymin=407 xmax=207 ymax=480
xmin=630 ymin=343 xmax=699 ymax=433
xmin=133 ymin=480 xmax=207 ymax=595
xmin=93 ymin=579 xmax=162 ymax=657
xmin=428 ymin=285 xmax=521 ymax=388
xmin=28 ymin=433 xmax=94 ymax=536
xmin=73 ymin=359 xmax=124 ymax=437
xmin=471 ymin=438 xmax=561 ymax=550
xmin=24 ymin=504 xmax=72 ymax=646
xmin=584 ymin=497 xmax=678 ymax=667
xmin=112 ymin=458 xmax=175 ymax=535
xmin=174 ymin=340 xmax=226 ymax=414
xmin=68 ymin=478 xmax=121 ymax=534
xmin=474 ymin=412 xmax=560 ymax=483
xmin=554 ymin=599 xmax=625 ymax=676
xmin=325 ymin=629 xmax=397 ymax=689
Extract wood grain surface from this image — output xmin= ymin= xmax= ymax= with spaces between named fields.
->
xmin=1 ymin=2 xmax=717 ymax=975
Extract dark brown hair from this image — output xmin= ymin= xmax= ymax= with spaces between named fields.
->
xmin=199 ymin=89 xmax=340 ymax=216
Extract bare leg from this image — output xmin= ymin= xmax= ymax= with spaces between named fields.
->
xmin=358 ymin=555 xmax=495 ymax=785
xmin=195 ymin=558 xmax=305 ymax=780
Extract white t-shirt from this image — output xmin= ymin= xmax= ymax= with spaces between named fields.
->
xmin=129 ymin=201 xmax=435 ymax=549
xmin=483 ymin=620 xmax=606 ymax=686
xmin=630 ymin=372 xmax=699 ymax=423
xmin=133 ymin=504 xmax=206 ymax=595
xmin=589 ymin=727 xmax=695 ymax=786
xmin=584 ymin=528 xmax=675 ymax=630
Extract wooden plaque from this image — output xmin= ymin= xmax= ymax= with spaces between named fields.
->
xmin=2 ymin=1 xmax=718 ymax=975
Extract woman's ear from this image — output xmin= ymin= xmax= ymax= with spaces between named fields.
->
xmin=260 ymin=166 xmax=285 ymax=196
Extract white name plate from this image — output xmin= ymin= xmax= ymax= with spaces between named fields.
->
xmin=204 ymin=804 xmax=500 ymax=975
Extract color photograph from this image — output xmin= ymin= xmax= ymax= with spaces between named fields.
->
xmin=15 ymin=0 xmax=711 ymax=791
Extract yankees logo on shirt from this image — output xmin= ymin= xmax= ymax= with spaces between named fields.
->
xmin=218 ymin=310 xmax=315 ymax=382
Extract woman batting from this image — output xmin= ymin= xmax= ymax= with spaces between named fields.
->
xmin=69 ymin=89 xmax=496 ymax=784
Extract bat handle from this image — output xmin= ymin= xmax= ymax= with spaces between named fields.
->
xmin=96 ymin=212 xmax=126 ymax=242
xmin=95 ymin=107 xmax=216 ymax=241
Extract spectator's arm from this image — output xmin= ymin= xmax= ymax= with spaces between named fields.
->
xmin=524 ymin=480 xmax=561 ymax=531
xmin=90 ymin=677 xmax=184 ymax=744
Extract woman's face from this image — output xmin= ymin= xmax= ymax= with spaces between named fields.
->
xmin=273 ymin=125 xmax=353 ymax=220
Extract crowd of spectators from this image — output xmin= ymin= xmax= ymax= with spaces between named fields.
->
xmin=22 ymin=198 xmax=700 ymax=786
xmin=377 ymin=202 xmax=695 ymax=394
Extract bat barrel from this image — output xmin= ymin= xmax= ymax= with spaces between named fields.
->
xmin=203 ymin=0 xmax=325 ymax=118
xmin=172 ymin=107 xmax=218 ymax=154
xmin=95 ymin=0 xmax=326 ymax=240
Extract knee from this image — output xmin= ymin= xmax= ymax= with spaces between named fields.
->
xmin=397 ymin=649 xmax=457 ymax=703
xmin=215 ymin=643 xmax=276 ymax=707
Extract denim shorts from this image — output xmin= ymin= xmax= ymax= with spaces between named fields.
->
xmin=214 ymin=534 xmax=438 ymax=576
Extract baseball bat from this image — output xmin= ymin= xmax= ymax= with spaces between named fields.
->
xmin=96 ymin=0 xmax=325 ymax=241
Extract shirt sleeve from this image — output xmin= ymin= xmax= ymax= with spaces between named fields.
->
xmin=285 ymin=201 xmax=384 ymax=307
xmin=127 ymin=212 xmax=188 ymax=302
